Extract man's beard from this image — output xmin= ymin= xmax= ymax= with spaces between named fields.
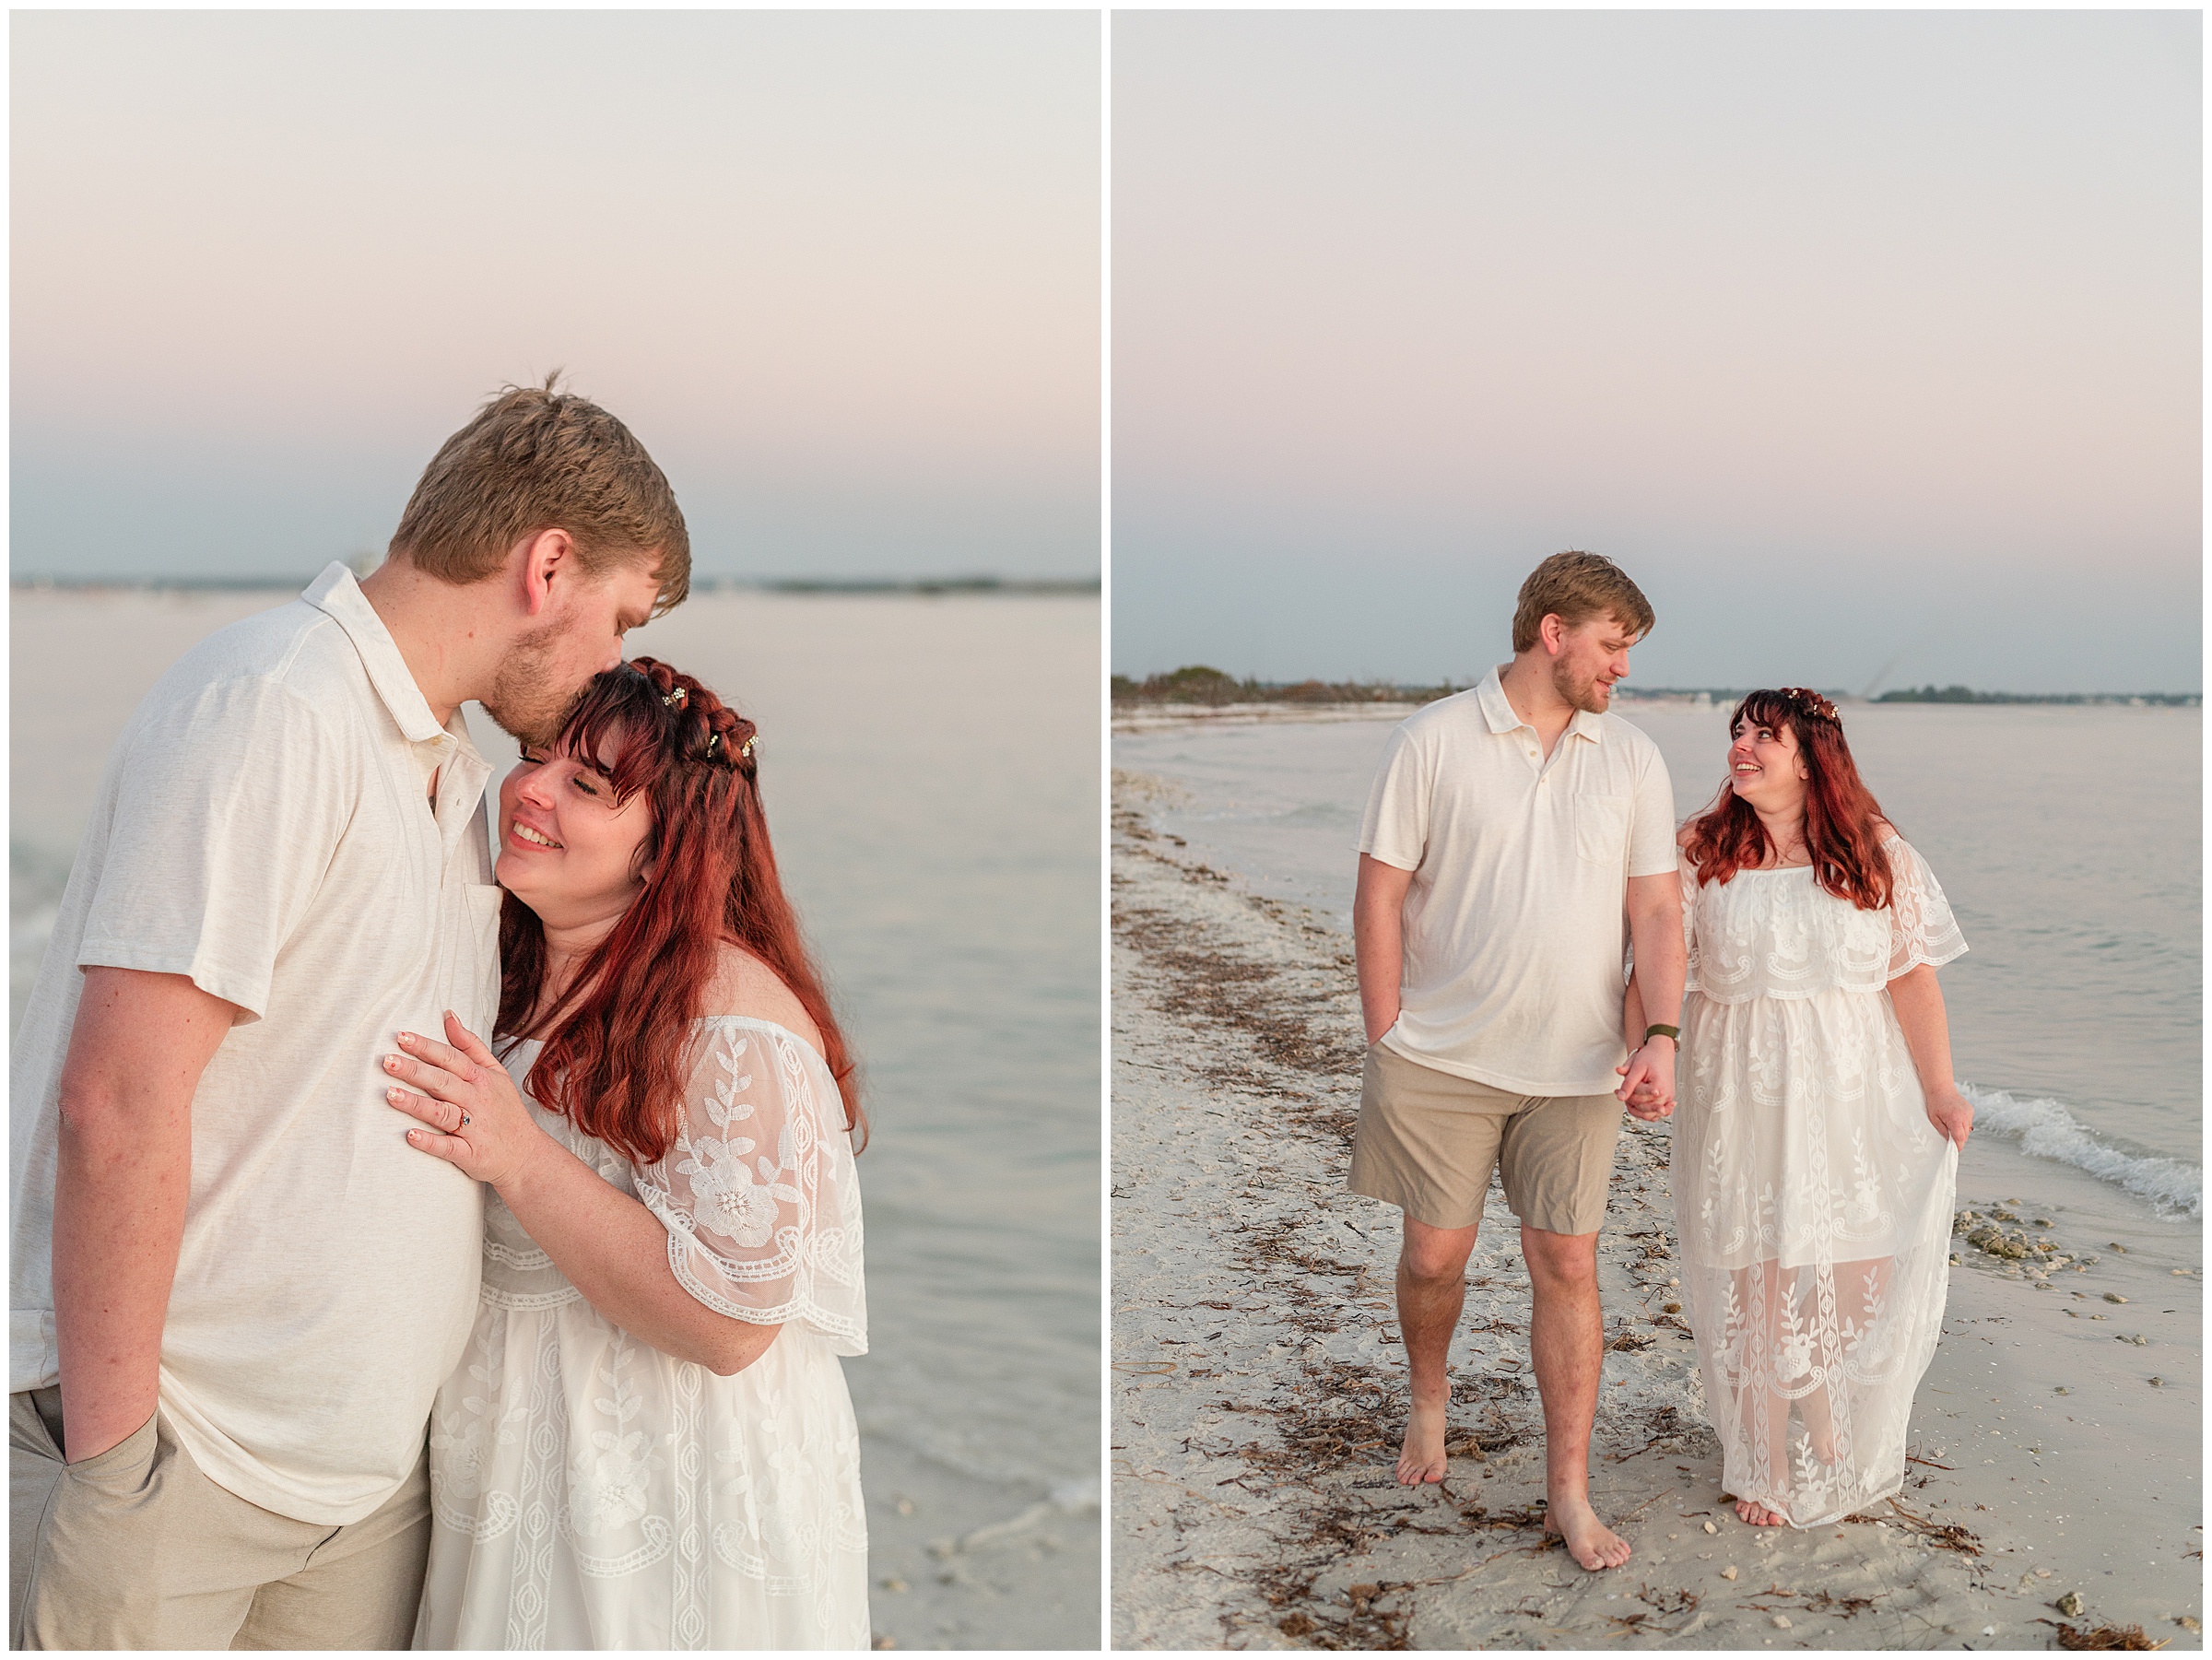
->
xmin=481 ymin=620 xmax=590 ymax=748
xmin=1550 ymin=655 xmax=1609 ymax=715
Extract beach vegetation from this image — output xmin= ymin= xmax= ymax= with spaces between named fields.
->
xmin=1111 ymin=665 xmax=1467 ymax=707
xmin=1106 ymin=669 xmax=2202 ymax=709
xmin=1876 ymin=685 xmax=2199 ymax=706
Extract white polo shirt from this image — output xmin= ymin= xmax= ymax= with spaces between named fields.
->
xmin=9 ymin=563 xmax=500 ymax=1525
xmin=1358 ymin=667 xmax=1678 ymax=1096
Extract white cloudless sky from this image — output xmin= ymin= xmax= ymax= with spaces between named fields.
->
xmin=1112 ymin=11 xmax=2199 ymax=693
xmin=14 ymin=11 xmax=1100 ymax=582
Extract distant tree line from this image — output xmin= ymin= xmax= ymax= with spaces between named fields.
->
xmin=1112 ymin=668 xmax=2201 ymax=710
xmin=1874 ymin=684 xmax=2200 ymax=706
xmin=1111 ymin=665 xmax=1466 ymax=707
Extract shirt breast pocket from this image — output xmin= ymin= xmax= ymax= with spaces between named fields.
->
xmin=1574 ymin=794 xmax=1630 ymax=865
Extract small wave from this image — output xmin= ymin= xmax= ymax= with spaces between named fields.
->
xmin=951 ymin=1480 xmax=1100 ymax=1554
xmin=1047 ymin=1476 xmax=1100 ymax=1513
xmin=1960 ymin=1081 xmax=2201 ymax=1219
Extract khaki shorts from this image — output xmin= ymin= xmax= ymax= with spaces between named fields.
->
xmin=1348 ymin=1042 xmax=1625 ymax=1235
xmin=10 ymin=1387 xmax=430 ymax=1651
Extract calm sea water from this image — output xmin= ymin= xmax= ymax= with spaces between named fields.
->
xmin=1115 ymin=700 xmax=2201 ymax=1221
xmin=13 ymin=586 xmax=1101 ymax=1646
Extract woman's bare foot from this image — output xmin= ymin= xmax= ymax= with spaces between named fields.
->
xmin=1735 ymin=1497 xmax=1789 ymax=1527
xmin=1544 ymin=1492 xmax=1634 ymax=1571
xmin=1395 ymin=1395 xmax=1449 ymax=1484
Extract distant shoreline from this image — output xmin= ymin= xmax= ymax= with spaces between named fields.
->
xmin=1112 ymin=666 xmax=2199 ymax=711
xmin=14 ymin=573 xmax=1100 ymax=598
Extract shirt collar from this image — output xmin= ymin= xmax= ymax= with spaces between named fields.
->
xmin=1475 ymin=666 xmax=1522 ymax=735
xmin=300 ymin=561 xmax=456 ymax=748
xmin=1476 ymin=664 xmax=1607 ymax=743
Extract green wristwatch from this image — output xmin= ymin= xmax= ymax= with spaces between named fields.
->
xmin=1643 ymin=1024 xmax=1680 ymax=1045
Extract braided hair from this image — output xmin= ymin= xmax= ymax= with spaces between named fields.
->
xmin=496 ymin=656 xmax=864 ymax=1162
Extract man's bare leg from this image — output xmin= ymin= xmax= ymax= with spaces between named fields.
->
xmin=1523 ymin=1224 xmax=1632 ymax=1570
xmin=1395 ymin=1216 xmax=1480 ymax=1484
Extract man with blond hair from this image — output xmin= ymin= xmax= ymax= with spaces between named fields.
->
xmin=9 ymin=379 xmax=688 ymax=1647
xmin=1350 ymin=550 xmax=1685 ymax=1572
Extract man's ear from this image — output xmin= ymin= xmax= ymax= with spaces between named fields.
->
xmin=517 ymin=528 xmax=575 ymax=618
xmin=1538 ymin=612 xmax=1568 ymax=658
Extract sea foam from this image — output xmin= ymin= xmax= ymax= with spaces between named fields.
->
xmin=1960 ymin=1080 xmax=2202 ymax=1219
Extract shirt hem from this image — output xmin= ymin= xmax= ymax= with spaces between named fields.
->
xmin=162 ymin=1412 xmax=406 ymax=1528
xmin=9 ymin=1309 xmax=58 ymax=1395
xmin=1377 ymin=1032 xmax=1624 ymax=1100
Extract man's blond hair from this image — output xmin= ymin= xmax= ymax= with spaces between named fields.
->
xmin=388 ymin=375 xmax=689 ymax=612
xmin=1511 ymin=550 xmax=1654 ymax=653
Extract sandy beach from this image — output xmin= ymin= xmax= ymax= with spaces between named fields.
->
xmin=1111 ymin=769 xmax=2201 ymax=1652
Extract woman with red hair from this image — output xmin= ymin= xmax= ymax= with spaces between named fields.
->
xmin=1626 ymin=689 xmax=1971 ymax=1533
xmin=381 ymin=657 xmax=868 ymax=1648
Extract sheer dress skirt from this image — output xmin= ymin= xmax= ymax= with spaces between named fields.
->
xmin=1672 ymin=987 xmax=1956 ymax=1527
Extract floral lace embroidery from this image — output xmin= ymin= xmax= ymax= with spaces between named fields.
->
xmin=420 ymin=1019 xmax=869 ymax=1648
xmin=1673 ymin=839 xmax=1963 ymax=1528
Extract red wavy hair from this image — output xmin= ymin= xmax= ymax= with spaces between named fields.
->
xmin=1682 ymin=688 xmax=1895 ymax=912
xmin=496 ymin=656 xmax=864 ymax=1164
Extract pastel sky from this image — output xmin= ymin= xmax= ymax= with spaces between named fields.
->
xmin=14 ymin=11 xmax=1099 ymax=582
xmin=1113 ymin=12 xmax=2200 ymax=694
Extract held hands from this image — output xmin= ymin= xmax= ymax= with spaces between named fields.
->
xmin=1616 ymin=1039 xmax=1677 ymax=1122
xmin=384 ymin=1012 xmax=545 ymax=1189
xmin=1924 ymin=1083 xmax=1974 ymax=1149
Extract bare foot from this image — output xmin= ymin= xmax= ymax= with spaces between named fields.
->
xmin=1800 ymin=1414 xmax=1841 ymax=1466
xmin=1395 ymin=1395 xmax=1448 ymax=1485
xmin=1735 ymin=1498 xmax=1789 ymax=1527
xmin=1544 ymin=1492 xmax=1633 ymax=1571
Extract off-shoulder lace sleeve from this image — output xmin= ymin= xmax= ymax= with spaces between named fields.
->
xmin=1679 ymin=849 xmax=1702 ymax=995
xmin=1885 ymin=837 xmax=1968 ymax=979
xmin=633 ymin=1018 xmax=866 ymax=1356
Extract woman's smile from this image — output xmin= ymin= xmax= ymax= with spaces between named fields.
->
xmin=493 ymin=739 xmax=653 ymax=933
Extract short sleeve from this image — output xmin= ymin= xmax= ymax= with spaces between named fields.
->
xmin=1627 ymin=745 xmax=1678 ymax=877
xmin=76 ymin=676 xmax=351 ymax=1021
xmin=633 ymin=1020 xmax=866 ymax=1356
xmin=1679 ymin=849 xmax=1702 ymax=994
xmin=1357 ymin=723 xmax=1429 ymax=870
xmin=1885 ymin=837 xmax=1968 ymax=979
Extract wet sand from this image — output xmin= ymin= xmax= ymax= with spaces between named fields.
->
xmin=1111 ymin=770 xmax=2201 ymax=1652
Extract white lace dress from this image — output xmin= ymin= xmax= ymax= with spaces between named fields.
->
xmin=1673 ymin=836 xmax=1967 ymax=1528
xmin=413 ymin=1018 xmax=869 ymax=1650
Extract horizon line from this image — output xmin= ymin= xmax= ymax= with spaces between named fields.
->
xmin=15 ymin=571 xmax=1101 ymax=597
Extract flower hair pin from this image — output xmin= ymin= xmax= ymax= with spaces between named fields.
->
xmin=1779 ymin=687 xmax=1841 ymax=723
xmin=662 ymin=686 xmax=687 ymax=708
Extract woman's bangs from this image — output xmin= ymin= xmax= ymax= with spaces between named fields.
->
xmin=556 ymin=673 xmax=667 ymax=807
xmin=1734 ymin=690 xmax=1794 ymax=734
